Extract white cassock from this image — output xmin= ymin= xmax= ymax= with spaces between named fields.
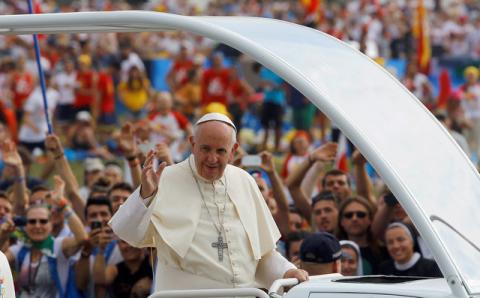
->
xmin=0 ymin=251 xmax=14 ymax=297
xmin=109 ymin=155 xmax=295 ymax=292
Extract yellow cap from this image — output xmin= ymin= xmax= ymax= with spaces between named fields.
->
xmin=464 ymin=66 xmax=478 ymax=79
xmin=78 ymin=54 xmax=92 ymax=66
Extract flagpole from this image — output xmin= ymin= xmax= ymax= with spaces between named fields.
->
xmin=27 ymin=0 xmax=53 ymax=134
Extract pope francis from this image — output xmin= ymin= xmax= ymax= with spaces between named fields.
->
xmin=109 ymin=113 xmax=308 ymax=294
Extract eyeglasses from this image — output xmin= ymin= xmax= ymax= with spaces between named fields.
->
xmin=343 ymin=211 xmax=367 ymax=219
xmin=27 ymin=218 xmax=49 ymax=225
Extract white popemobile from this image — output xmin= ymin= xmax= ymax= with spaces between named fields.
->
xmin=0 ymin=11 xmax=479 ymax=298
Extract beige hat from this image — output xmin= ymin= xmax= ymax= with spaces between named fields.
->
xmin=195 ymin=112 xmax=236 ymax=132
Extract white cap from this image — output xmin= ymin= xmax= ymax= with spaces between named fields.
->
xmin=195 ymin=113 xmax=236 ymax=132
xmin=76 ymin=111 xmax=92 ymax=122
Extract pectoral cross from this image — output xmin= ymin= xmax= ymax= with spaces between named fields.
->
xmin=212 ymin=235 xmax=228 ymax=261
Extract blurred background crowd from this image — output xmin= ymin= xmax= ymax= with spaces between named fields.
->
xmin=0 ymin=0 xmax=479 ymax=297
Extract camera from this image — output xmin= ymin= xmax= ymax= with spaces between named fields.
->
xmin=90 ymin=221 xmax=102 ymax=230
xmin=13 ymin=216 xmax=27 ymax=227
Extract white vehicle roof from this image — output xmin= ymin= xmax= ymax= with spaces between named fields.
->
xmin=1 ymin=11 xmax=479 ymax=297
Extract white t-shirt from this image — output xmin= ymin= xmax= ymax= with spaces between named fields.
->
xmin=53 ymin=71 xmax=76 ymax=105
xmin=19 ymin=87 xmax=59 ymax=143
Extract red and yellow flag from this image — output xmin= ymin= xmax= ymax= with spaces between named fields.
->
xmin=413 ymin=0 xmax=431 ymax=74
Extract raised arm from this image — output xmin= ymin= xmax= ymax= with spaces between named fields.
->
xmin=259 ymin=151 xmax=289 ymax=237
xmin=286 ymin=142 xmax=338 ymax=222
xmin=45 ymin=134 xmax=85 ymax=221
xmin=352 ymin=150 xmax=376 ymax=205
xmin=2 ymin=140 xmax=27 ymax=216
xmin=117 ymin=123 xmax=142 ymax=188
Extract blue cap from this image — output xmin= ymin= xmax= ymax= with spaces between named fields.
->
xmin=300 ymin=232 xmax=342 ymax=264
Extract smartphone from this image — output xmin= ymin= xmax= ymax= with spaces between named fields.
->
xmin=242 ymin=155 xmax=262 ymax=168
xmin=90 ymin=221 xmax=102 ymax=230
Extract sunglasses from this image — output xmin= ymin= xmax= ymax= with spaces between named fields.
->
xmin=343 ymin=211 xmax=367 ymax=219
xmin=27 ymin=218 xmax=49 ymax=225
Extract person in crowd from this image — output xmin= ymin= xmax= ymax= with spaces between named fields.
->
xmin=379 ymin=223 xmax=442 ymax=277
xmin=75 ymin=197 xmax=123 ymax=297
xmin=148 ymin=91 xmax=192 ymax=162
xmin=108 ymin=182 xmax=133 ymax=214
xmin=118 ymin=65 xmax=152 ymax=121
xmin=201 ymin=52 xmax=230 ymax=106
xmin=286 ymin=231 xmax=309 ymax=267
xmin=74 ymin=54 xmax=98 ymax=114
xmin=338 ymin=196 xmax=388 ymax=275
xmin=0 ymin=202 xmax=87 ymax=297
xmin=259 ymin=66 xmax=287 ymax=152
xmin=166 ymin=44 xmax=194 ymax=92
xmin=286 ymin=143 xmax=339 ymax=226
xmin=299 ymin=232 xmax=342 ymax=276
xmin=66 ymin=111 xmax=114 ymax=160
xmin=104 ymin=161 xmax=123 ymax=186
xmin=53 ymin=58 xmax=77 ymax=131
xmin=247 ymin=151 xmax=290 ymax=237
xmin=340 ymin=240 xmax=363 ymax=276
xmin=10 ymin=55 xmax=34 ymax=122
xmin=458 ymin=66 xmax=480 ymax=158
xmin=18 ymin=71 xmax=59 ymax=153
xmin=78 ymin=157 xmax=105 ymax=201
xmin=226 ymin=65 xmax=254 ymax=130
xmin=281 ymin=130 xmax=312 ymax=180
xmin=94 ymin=238 xmax=153 ymax=298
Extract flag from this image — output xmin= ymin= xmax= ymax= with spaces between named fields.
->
xmin=437 ymin=69 xmax=452 ymax=109
xmin=335 ymin=133 xmax=349 ymax=173
xmin=413 ymin=0 xmax=431 ymax=74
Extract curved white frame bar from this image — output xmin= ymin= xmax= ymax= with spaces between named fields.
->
xmin=0 ymin=11 xmax=478 ymax=297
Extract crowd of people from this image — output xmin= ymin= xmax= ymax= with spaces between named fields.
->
xmin=0 ymin=0 xmax=479 ymax=297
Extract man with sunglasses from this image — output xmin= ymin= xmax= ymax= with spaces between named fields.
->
xmin=339 ymin=197 xmax=388 ymax=274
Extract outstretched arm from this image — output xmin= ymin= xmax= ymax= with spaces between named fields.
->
xmin=2 ymin=140 xmax=27 ymax=216
xmin=352 ymin=150 xmax=376 ymax=205
xmin=259 ymin=151 xmax=290 ymax=237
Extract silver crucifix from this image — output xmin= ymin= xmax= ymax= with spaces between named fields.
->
xmin=212 ymin=235 xmax=228 ymax=261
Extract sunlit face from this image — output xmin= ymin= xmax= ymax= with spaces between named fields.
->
xmin=340 ymin=202 xmax=371 ymax=238
xmin=289 ymin=212 xmax=303 ymax=232
xmin=105 ymin=167 xmax=122 ymax=186
xmin=86 ymin=204 xmax=112 ymax=227
xmin=26 ymin=207 xmax=52 ymax=242
xmin=386 ymin=227 xmax=414 ymax=265
xmin=312 ymin=200 xmax=338 ymax=233
xmin=30 ymin=190 xmax=51 ymax=205
xmin=341 ymin=246 xmax=359 ymax=276
xmin=118 ymin=239 xmax=143 ymax=262
xmin=189 ymin=121 xmax=237 ymax=181
xmin=109 ymin=189 xmax=130 ymax=214
xmin=324 ymin=174 xmax=351 ymax=201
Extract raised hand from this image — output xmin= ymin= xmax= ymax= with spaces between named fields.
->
xmin=45 ymin=134 xmax=64 ymax=159
xmin=52 ymin=175 xmax=66 ymax=201
xmin=259 ymin=151 xmax=275 ymax=174
xmin=117 ymin=122 xmax=138 ymax=158
xmin=309 ymin=142 xmax=338 ymax=163
xmin=140 ymin=150 xmax=167 ymax=199
xmin=352 ymin=149 xmax=367 ymax=165
xmin=1 ymin=140 xmax=22 ymax=170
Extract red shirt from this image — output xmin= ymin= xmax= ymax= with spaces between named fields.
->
xmin=97 ymin=72 xmax=115 ymax=114
xmin=74 ymin=71 xmax=96 ymax=108
xmin=171 ymin=59 xmax=193 ymax=89
xmin=201 ymin=68 xmax=230 ymax=106
xmin=11 ymin=72 xmax=34 ymax=110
